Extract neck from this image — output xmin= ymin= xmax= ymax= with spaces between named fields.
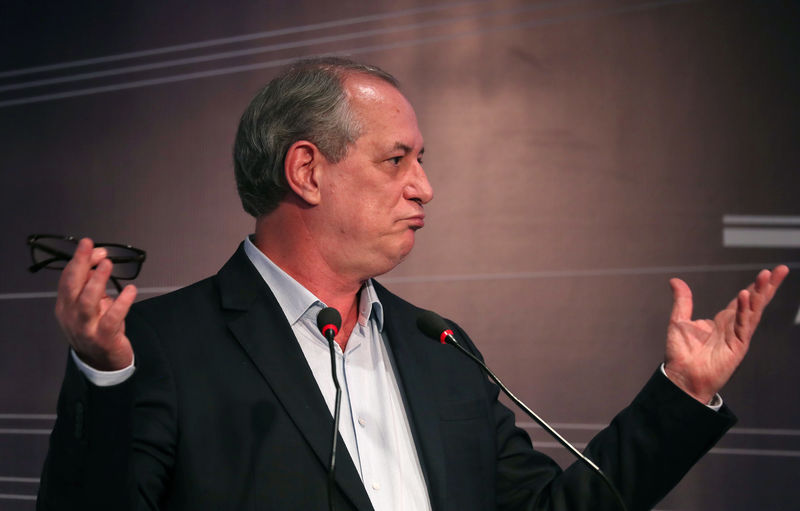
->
xmin=254 ymin=204 xmax=364 ymax=349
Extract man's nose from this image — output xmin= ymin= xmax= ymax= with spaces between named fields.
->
xmin=405 ymin=161 xmax=434 ymax=205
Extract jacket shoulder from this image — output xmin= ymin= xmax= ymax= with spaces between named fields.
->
xmin=130 ymin=276 xmax=220 ymax=321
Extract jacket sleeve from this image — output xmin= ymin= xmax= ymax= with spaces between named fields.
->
xmin=37 ymin=307 xmax=178 ymax=511
xmin=449 ymin=322 xmax=736 ymax=511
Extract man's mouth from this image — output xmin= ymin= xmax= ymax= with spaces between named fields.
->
xmin=405 ymin=215 xmax=425 ymax=230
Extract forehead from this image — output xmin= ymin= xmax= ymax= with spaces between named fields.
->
xmin=343 ymin=74 xmax=423 ymax=147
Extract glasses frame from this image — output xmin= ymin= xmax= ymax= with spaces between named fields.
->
xmin=27 ymin=234 xmax=147 ymax=293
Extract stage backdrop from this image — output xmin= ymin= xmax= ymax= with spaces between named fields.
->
xmin=2 ymin=0 xmax=798 ymax=509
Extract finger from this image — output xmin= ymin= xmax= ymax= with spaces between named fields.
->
xmin=76 ymin=259 xmax=114 ymax=321
xmin=98 ymin=295 xmax=114 ymax=317
xmin=770 ymin=264 xmax=790 ymax=288
xmin=750 ymin=266 xmax=789 ymax=313
xmin=57 ymin=238 xmax=95 ymax=304
xmin=88 ymin=246 xmax=109 ymax=268
xmin=750 ymin=269 xmax=771 ymax=307
xmin=97 ymin=285 xmax=137 ymax=340
xmin=733 ymin=289 xmax=751 ymax=342
xmin=669 ymin=278 xmax=693 ymax=323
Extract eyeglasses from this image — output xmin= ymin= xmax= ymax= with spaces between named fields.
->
xmin=27 ymin=234 xmax=147 ymax=292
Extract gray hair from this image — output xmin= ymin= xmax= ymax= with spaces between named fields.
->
xmin=233 ymin=57 xmax=400 ymax=217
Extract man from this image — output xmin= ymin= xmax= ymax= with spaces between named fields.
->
xmin=38 ymin=58 xmax=788 ymax=510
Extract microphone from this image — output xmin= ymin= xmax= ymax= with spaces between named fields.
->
xmin=316 ymin=307 xmax=343 ymax=511
xmin=317 ymin=307 xmax=341 ymax=340
xmin=416 ymin=310 xmax=627 ymax=511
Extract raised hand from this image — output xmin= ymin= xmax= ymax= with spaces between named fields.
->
xmin=54 ymin=238 xmax=137 ymax=371
xmin=663 ymin=265 xmax=789 ymax=404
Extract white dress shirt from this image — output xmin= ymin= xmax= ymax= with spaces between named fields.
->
xmin=242 ymin=237 xmax=431 ymax=511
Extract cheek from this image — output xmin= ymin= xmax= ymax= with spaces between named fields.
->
xmin=353 ymin=195 xmax=391 ymax=225
xmin=325 ymin=177 xmax=403 ymax=239
xmin=333 ymin=203 xmax=379 ymax=239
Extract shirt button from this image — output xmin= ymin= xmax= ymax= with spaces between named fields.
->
xmin=372 ymin=482 xmax=380 ymax=491
xmin=358 ymin=417 xmax=366 ymax=427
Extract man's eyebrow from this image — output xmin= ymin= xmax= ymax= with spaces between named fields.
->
xmin=392 ymin=142 xmax=424 ymax=155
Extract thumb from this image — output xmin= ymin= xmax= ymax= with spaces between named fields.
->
xmin=669 ymin=278 xmax=693 ymax=323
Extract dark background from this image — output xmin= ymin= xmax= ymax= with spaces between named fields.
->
xmin=1 ymin=0 xmax=799 ymax=509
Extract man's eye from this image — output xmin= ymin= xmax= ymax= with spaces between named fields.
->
xmin=389 ymin=156 xmax=402 ymax=165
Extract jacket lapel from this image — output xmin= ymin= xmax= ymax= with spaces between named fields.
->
xmin=376 ymin=283 xmax=448 ymax=511
xmin=216 ymin=245 xmax=374 ymax=511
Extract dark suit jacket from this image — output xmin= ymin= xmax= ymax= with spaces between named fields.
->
xmin=38 ymin=244 xmax=736 ymax=510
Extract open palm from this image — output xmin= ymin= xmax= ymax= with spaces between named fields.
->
xmin=663 ymin=265 xmax=789 ymax=404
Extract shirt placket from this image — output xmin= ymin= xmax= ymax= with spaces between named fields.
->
xmin=344 ymin=322 xmax=388 ymax=508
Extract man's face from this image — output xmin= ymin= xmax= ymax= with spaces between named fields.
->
xmin=315 ymin=74 xmax=433 ymax=281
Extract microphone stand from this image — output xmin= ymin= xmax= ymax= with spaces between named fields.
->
xmin=324 ymin=330 xmax=342 ymax=511
xmin=317 ymin=307 xmax=343 ymax=511
xmin=429 ymin=321 xmax=627 ymax=511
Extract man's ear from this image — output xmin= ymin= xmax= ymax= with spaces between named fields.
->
xmin=284 ymin=140 xmax=324 ymax=206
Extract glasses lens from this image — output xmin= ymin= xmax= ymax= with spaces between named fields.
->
xmin=101 ymin=245 xmax=143 ymax=279
xmin=31 ymin=237 xmax=77 ymax=269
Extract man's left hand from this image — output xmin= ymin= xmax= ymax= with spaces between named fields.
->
xmin=663 ymin=265 xmax=789 ymax=404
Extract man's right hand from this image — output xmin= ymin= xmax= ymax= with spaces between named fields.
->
xmin=55 ymin=238 xmax=137 ymax=371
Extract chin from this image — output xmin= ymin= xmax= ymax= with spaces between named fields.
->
xmin=394 ymin=238 xmax=415 ymax=263
xmin=361 ymin=234 xmax=416 ymax=278
xmin=368 ymin=247 xmax=414 ymax=278
xmin=369 ymin=257 xmax=406 ymax=278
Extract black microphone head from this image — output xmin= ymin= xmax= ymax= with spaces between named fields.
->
xmin=317 ymin=307 xmax=342 ymax=338
xmin=416 ymin=310 xmax=451 ymax=341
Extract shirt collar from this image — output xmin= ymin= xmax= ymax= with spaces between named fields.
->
xmin=359 ymin=276 xmax=384 ymax=331
xmin=243 ymin=236 xmax=383 ymax=331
